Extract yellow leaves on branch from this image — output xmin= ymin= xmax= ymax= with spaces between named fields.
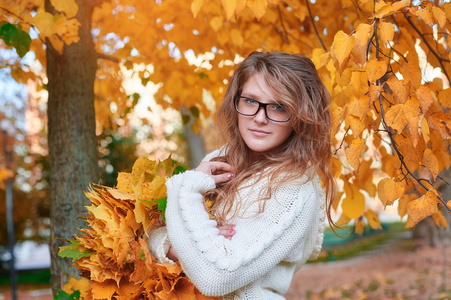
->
xmin=25 ymin=0 xmax=80 ymax=53
xmin=331 ymin=30 xmax=356 ymax=73
xmin=365 ymin=58 xmax=387 ymax=83
xmin=193 ymin=0 xmax=268 ymax=20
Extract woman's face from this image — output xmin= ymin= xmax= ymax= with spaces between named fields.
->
xmin=237 ymin=73 xmax=293 ymax=155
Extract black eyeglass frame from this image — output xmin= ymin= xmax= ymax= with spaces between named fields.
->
xmin=234 ymin=96 xmax=291 ymax=123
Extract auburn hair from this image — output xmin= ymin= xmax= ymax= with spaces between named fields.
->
xmin=206 ymin=51 xmax=336 ymax=227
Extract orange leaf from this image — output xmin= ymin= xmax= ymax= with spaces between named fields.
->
xmin=386 ymin=77 xmax=410 ymax=104
xmin=345 ymin=138 xmax=365 ymax=171
xmin=423 ymin=148 xmax=439 ymax=180
xmin=404 ymin=216 xmax=415 ymax=229
xmin=364 ymin=209 xmax=382 ymax=230
xmin=406 ymin=190 xmax=439 ymax=225
xmin=247 ymin=0 xmax=267 ymax=20
xmin=377 ymin=178 xmax=405 ymax=207
xmin=331 ymin=105 xmax=346 ymax=136
xmin=438 ymin=88 xmax=451 ymax=108
xmin=415 ymin=3 xmax=434 ymax=24
xmin=347 ymin=95 xmax=370 ymax=120
xmin=355 ymin=23 xmax=372 ymax=45
xmin=366 ymin=58 xmax=387 ymax=83
xmin=385 ymin=104 xmax=407 ymax=132
xmin=368 ymin=84 xmax=382 ymax=106
xmin=374 ymin=2 xmax=391 ymax=18
xmin=391 ymin=0 xmax=409 ymax=12
xmin=346 ymin=115 xmax=365 ymax=137
xmin=428 ymin=111 xmax=451 ymax=140
xmin=330 ymin=156 xmax=342 ymax=178
xmin=431 ymin=211 xmax=447 ymax=229
xmin=432 ymin=6 xmax=446 ymax=28
xmin=355 ymin=219 xmax=365 ymax=234
xmin=336 ymin=213 xmax=350 ymax=226
xmin=378 ymin=21 xmax=395 ymax=45
xmin=398 ymin=193 xmax=416 ymax=218
xmin=415 ymin=86 xmax=435 ymax=113
xmin=50 ymin=0 xmax=78 ymax=18
xmin=91 ymin=280 xmax=118 ymax=300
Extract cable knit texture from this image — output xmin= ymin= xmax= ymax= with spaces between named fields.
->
xmin=147 ymin=149 xmax=326 ymax=299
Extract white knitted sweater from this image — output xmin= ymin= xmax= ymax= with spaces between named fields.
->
xmin=147 ymin=150 xmax=326 ymax=299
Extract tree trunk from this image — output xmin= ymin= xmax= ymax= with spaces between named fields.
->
xmin=181 ymin=105 xmax=206 ymax=168
xmin=46 ymin=0 xmax=98 ymax=294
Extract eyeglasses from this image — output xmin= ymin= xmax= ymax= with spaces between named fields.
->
xmin=234 ymin=96 xmax=291 ymax=122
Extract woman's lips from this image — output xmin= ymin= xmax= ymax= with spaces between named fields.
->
xmin=250 ymin=129 xmax=270 ymax=137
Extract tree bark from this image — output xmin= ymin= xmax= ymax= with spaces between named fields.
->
xmin=46 ymin=0 xmax=98 ymax=294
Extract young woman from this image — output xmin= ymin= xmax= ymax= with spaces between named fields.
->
xmin=148 ymin=51 xmax=335 ymax=299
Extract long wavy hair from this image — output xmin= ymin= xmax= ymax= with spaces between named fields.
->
xmin=207 ymin=51 xmax=336 ymax=227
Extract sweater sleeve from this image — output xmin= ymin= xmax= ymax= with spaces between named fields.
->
xmin=165 ymin=170 xmax=320 ymax=297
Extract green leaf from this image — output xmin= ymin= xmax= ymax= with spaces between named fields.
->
xmin=0 ymin=22 xmax=31 ymax=58
xmin=54 ymin=290 xmax=81 ymax=300
xmin=156 ymin=197 xmax=167 ymax=221
xmin=58 ymin=239 xmax=94 ymax=262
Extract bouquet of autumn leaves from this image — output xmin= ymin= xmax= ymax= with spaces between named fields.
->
xmin=58 ymin=156 xmax=218 ymax=300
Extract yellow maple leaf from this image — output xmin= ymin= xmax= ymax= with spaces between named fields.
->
xmin=191 ymin=0 xmax=206 ymax=17
xmin=345 ymin=138 xmax=365 ymax=171
xmin=222 ymin=0 xmax=237 ymax=20
xmin=210 ymin=16 xmax=223 ymax=32
xmin=423 ymin=148 xmax=439 ymax=180
xmin=364 ymin=209 xmax=382 ymax=230
xmin=342 ymin=183 xmax=365 ymax=219
xmin=50 ymin=0 xmax=78 ymax=18
xmin=406 ymin=190 xmax=439 ymax=225
xmin=33 ymin=12 xmax=57 ymax=38
xmin=366 ymin=58 xmax=387 ymax=83
xmin=377 ymin=178 xmax=405 ymax=207
xmin=63 ymin=277 xmax=89 ymax=298
xmin=331 ymin=30 xmax=356 ymax=66
xmin=247 ymin=0 xmax=267 ymax=20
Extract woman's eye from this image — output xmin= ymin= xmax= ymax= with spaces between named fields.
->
xmin=271 ymin=104 xmax=285 ymax=112
xmin=244 ymin=97 xmax=256 ymax=104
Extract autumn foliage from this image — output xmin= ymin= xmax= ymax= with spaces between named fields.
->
xmin=1 ymin=0 xmax=451 ymax=288
xmin=57 ymin=156 xmax=216 ymax=299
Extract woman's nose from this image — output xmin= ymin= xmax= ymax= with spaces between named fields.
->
xmin=254 ymin=107 xmax=268 ymax=123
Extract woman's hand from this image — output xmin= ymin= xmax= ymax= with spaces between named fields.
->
xmin=218 ymin=224 xmax=236 ymax=240
xmin=195 ymin=161 xmax=235 ymax=184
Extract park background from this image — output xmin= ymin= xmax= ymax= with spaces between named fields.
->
xmin=1 ymin=0 xmax=451 ymax=299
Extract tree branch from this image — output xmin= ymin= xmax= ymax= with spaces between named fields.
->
xmin=97 ymin=52 xmax=119 ymax=63
xmin=404 ymin=13 xmax=450 ymax=84
xmin=277 ymin=6 xmax=290 ymax=44
xmin=305 ymin=0 xmax=326 ymax=51
xmin=373 ymin=16 xmax=451 ymax=213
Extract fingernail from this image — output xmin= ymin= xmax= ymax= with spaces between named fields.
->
xmin=229 ymin=230 xmax=233 ymax=234
xmin=227 ymin=173 xmax=233 ymax=178
xmin=231 ymin=224 xmax=236 ymax=228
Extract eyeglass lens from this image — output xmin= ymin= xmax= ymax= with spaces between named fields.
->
xmin=235 ymin=96 xmax=290 ymax=122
